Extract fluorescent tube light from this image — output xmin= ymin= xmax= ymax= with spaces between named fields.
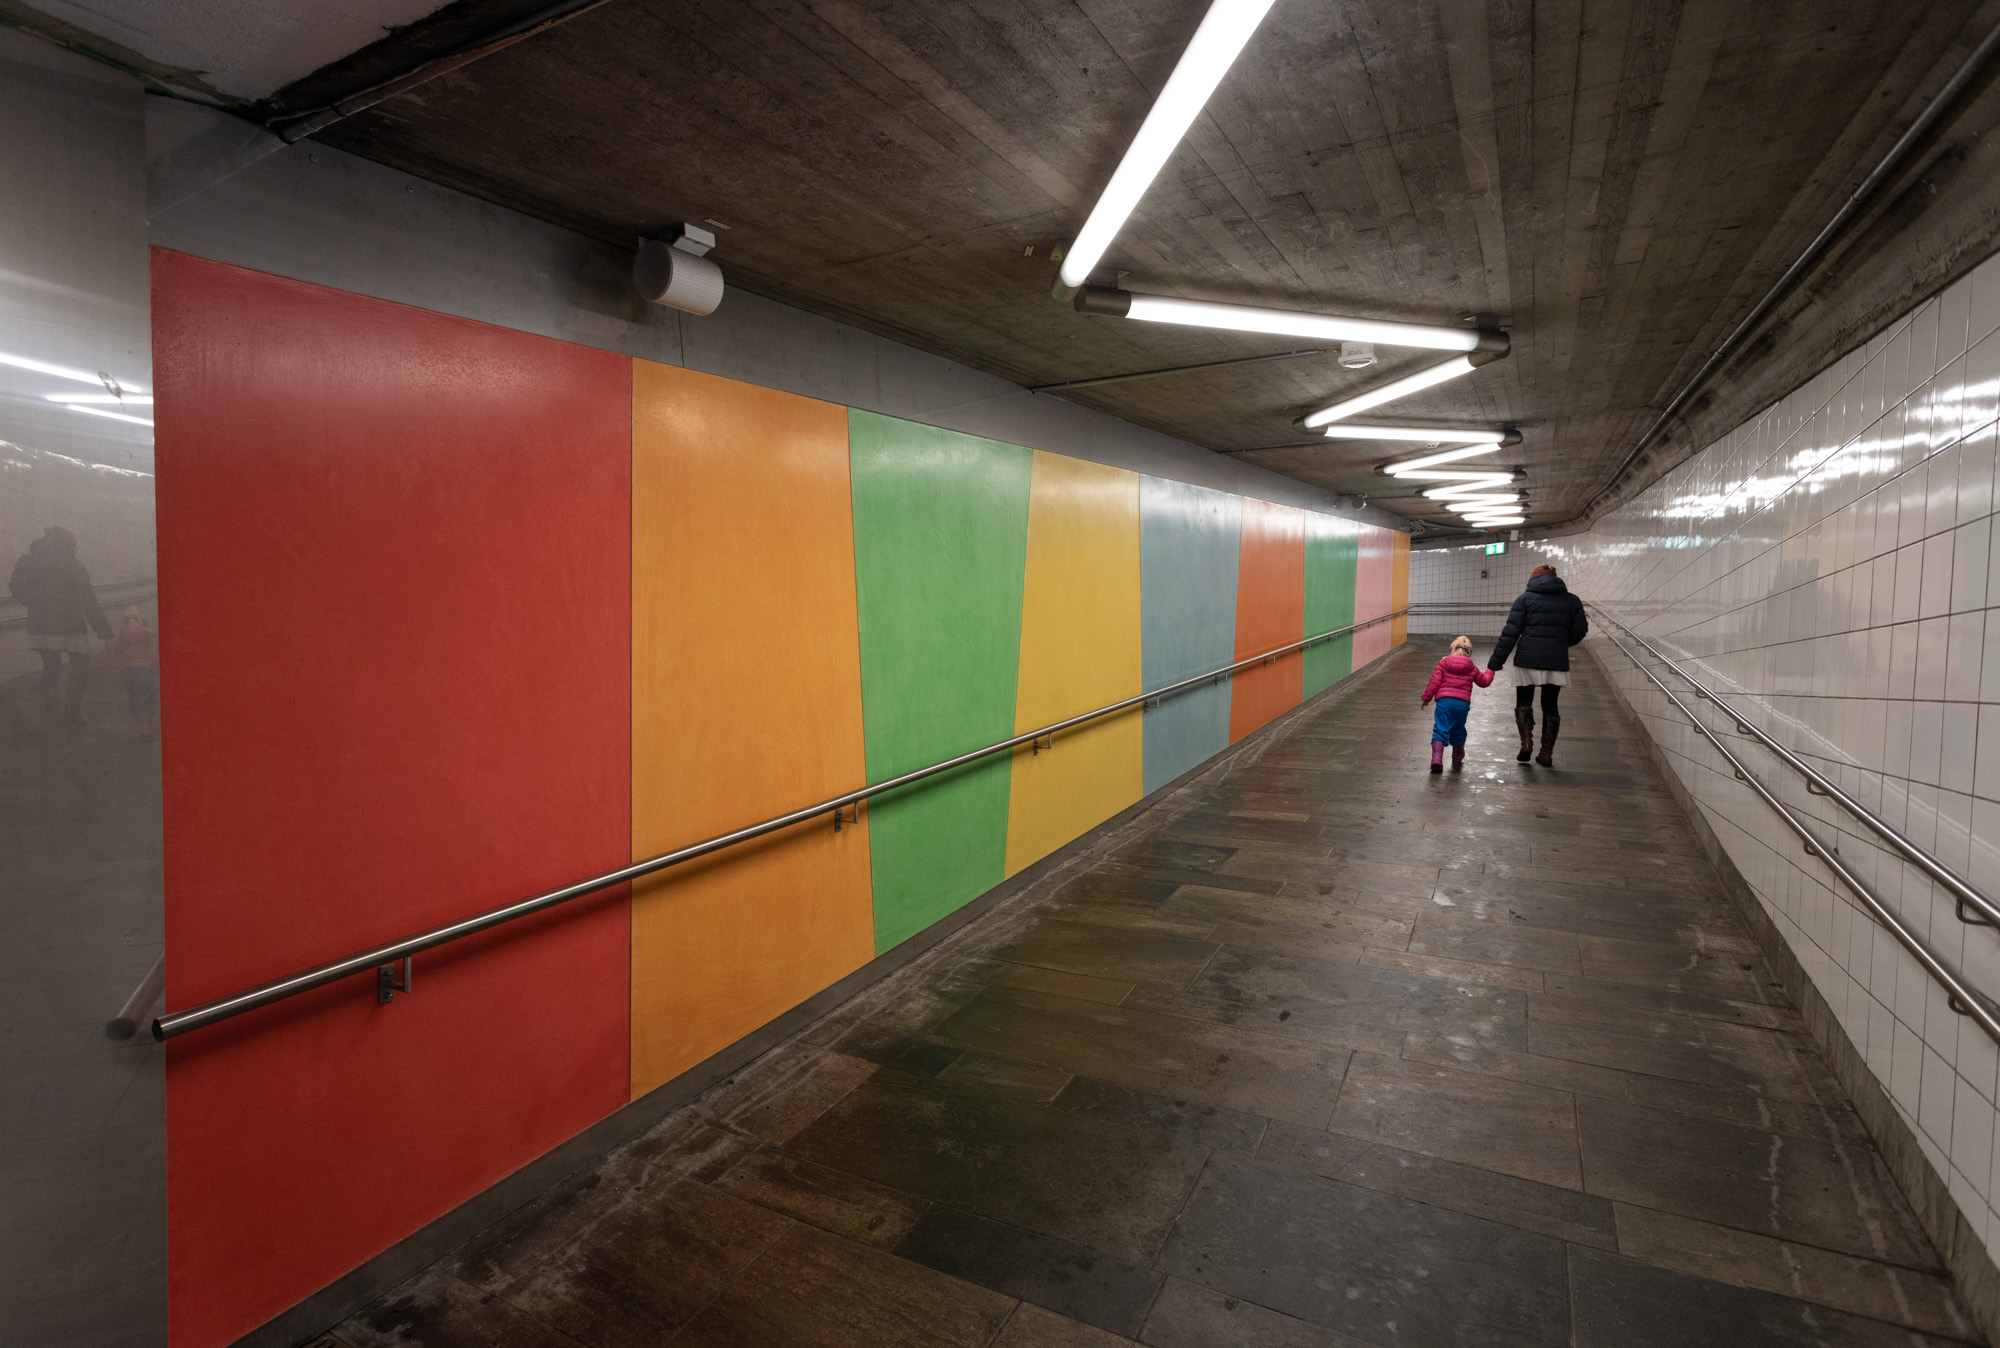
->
xmin=64 ymin=404 xmax=154 ymax=427
xmin=1328 ymin=426 xmax=1509 ymax=445
xmin=1058 ymin=0 xmax=1277 ymax=289
xmin=1300 ymin=356 xmax=1484 ymax=428
xmin=1465 ymin=516 xmax=1525 ymax=528
xmin=1107 ymin=293 xmax=1490 ymax=352
xmin=1442 ymin=496 xmax=1521 ymax=511
xmin=1393 ymin=469 xmax=1516 ymax=483
xmin=1381 ymin=444 xmax=1505 ymax=473
xmin=1422 ymin=478 xmax=1515 ymax=499
xmin=0 ymin=350 xmax=144 ymax=391
xmin=45 ymin=393 xmax=153 ymax=405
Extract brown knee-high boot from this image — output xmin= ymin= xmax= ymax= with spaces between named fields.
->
xmin=1514 ymin=707 xmax=1535 ymax=762
xmin=1535 ymin=718 xmax=1560 ymax=767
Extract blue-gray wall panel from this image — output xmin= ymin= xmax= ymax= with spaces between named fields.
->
xmin=1140 ymin=477 xmax=1241 ymax=794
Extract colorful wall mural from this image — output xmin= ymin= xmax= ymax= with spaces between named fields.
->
xmin=152 ymin=250 xmax=1406 ymax=1346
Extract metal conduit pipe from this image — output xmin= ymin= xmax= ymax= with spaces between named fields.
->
xmin=264 ymin=0 xmax=622 ymax=143
xmin=150 ymin=608 xmax=1408 ymax=1042
xmin=1581 ymin=13 xmax=2000 ymax=520
xmin=1594 ymin=608 xmax=2000 ymax=929
xmin=1592 ymin=622 xmax=2000 ymax=1044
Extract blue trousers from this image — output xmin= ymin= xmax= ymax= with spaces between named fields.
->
xmin=1431 ymin=697 xmax=1470 ymax=747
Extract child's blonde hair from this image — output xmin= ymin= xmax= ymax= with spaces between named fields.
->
xmin=1450 ymin=635 xmax=1473 ymax=654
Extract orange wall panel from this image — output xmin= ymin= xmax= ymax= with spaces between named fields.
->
xmin=629 ymin=361 xmax=875 ymax=1097
xmin=1229 ymin=497 xmax=1306 ymax=742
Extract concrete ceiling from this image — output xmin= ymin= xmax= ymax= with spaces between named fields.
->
xmin=22 ymin=0 xmax=2000 ymax=535
xmin=18 ymin=0 xmax=446 ymax=98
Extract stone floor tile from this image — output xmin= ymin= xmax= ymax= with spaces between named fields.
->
xmin=710 ymin=1147 xmax=930 ymax=1248
xmin=993 ymin=919 xmax=1220 ymax=989
xmin=1137 ymin=1278 xmax=1374 ymax=1347
xmin=931 ymin=985 xmax=1351 ymax=1127
xmin=936 ymin=1050 xmax=1074 ymax=1102
xmin=1359 ymin=946 xmax=1546 ymax=993
xmin=994 ymin=1302 xmax=1140 ymax=1346
xmin=1329 ymin=1052 xmax=1583 ymax=1189
xmin=334 ymin=1270 xmax=590 ymax=1348
xmin=1576 ymin=1096 xmax=1937 ymax=1269
xmin=705 ymin=1044 xmax=879 ymax=1146
xmin=490 ymin=1177 xmax=792 ymax=1345
xmin=1159 ymin=1156 xmax=1569 ymax=1348
xmin=1407 ymin=912 xmax=1585 ymax=975
xmin=893 ymin=1206 xmax=1163 ymax=1336
xmin=1612 ymin=1204 xmax=1978 ymax=1340
xmin=991 ymin=960 xmax=1136 ymax=1005
xmin=1048 ymin=1076 xmax=1269 ymax=1155
xmin=1569 ymin=1247 xmax=1970 ymax=1348
xmin=674 ymin=1225 xmax=1014 ymax=1347
xmin=1575 ymin=932 xmax=1787 ymax=1004
xmin=783 ymin=1069 xmax=1213 ymax=1263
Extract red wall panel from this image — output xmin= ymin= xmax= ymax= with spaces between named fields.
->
xmin=1228 ymin=497 xmax=1306 ymax=742
xmin=153 ymin=250 xmax=632 ymax=1347
xmin=1354 ymin=523 xmax=1393 ymax=667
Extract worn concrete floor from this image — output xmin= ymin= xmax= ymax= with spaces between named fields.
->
xmin=320 ymin=638 xmax=1982 ymax=1347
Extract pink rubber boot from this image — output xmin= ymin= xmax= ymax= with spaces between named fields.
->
xmin=1430 ymin=741 xmax=1445 ymax=774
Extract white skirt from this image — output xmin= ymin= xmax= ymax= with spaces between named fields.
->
xmin=1513 ymin=666 xmax=1569 ymax=686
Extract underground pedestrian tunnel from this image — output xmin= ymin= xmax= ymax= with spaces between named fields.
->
xmin=12 ymin=2 xmax=2000 ymax=1345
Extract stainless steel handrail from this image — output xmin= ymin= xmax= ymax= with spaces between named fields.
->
xmin=1591 ymin=613 xmax=2000 ymax=1044
xmin=153 ymin=607 xmax=1408 ymax=1041
xmin=1594 ymin=608 xmax=2000 ymax=929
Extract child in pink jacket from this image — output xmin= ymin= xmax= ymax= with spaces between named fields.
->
xmin=1419 ymin=636 xmax=1495 ymax=773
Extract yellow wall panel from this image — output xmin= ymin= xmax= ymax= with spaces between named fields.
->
xmin=629 ymin=361 xmax=875 ymax=1098
xmin=1004 ymin=452 xmax=1144 ymax=876
xmin=1391 ymin=530 xmax=1410 ymax=646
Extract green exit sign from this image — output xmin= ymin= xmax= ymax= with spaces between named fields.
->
xmin=1484 ymin=542 xmax=1507 ymax=555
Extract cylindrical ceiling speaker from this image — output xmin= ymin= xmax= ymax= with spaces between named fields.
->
xmin=635 ymin=240 xmax=725 ymax=315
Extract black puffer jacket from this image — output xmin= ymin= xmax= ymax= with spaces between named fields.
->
xmin=1489 ymin=572 xmax=1588 ymax=672
xmin=9 ymin=534 xmax=111 ymax=638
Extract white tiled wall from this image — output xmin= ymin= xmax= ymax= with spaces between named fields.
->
xmin=1407 ymin=541 xmax=1567 ymax=634
xmin=1422 ymin=252 xmax=2000 ymax=1261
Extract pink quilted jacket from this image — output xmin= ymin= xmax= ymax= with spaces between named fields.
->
xmin=1421 ymin=653 xmax=1495 ymax=704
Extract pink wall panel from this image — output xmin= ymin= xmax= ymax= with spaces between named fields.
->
xmin=153 ymin=250 xmax=633 ymax=1347
xmin=1353 ymin=524 xmax=1394 ymax=667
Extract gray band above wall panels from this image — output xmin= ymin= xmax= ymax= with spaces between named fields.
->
xmin=144 ymin=98 xmax=1408 ymax=532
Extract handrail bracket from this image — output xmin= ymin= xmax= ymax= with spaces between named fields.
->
xmin=378 ymin=957 xmax=412 ymax=1005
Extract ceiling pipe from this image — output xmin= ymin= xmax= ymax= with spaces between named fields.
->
xmin=1579 ymin=11 xmax=2000 ymax=520
xmin=1031 ymin=346 xmax=1337 ymax=394
xmin=265 ymin=0 xmax=621 ymax=143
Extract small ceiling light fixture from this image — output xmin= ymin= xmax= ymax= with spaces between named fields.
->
xmin=635 ymin=224 xmax=724 ymax=316
xmin=1298 ymin=352 xmax=1505 ymax=429
xmin=1073 ymin=289 xmax=1509 ymax=356
xmin=1338 ymin=341 xmax=1376 ymax=369
xmin=1057 ymin=0 xmax=1278 ymax=292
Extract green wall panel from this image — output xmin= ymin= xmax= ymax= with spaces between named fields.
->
xmin=1303 ymin=513 xmax=1359 ymax=697
xmin=849 ymin=409 xmax=1032 ymax=952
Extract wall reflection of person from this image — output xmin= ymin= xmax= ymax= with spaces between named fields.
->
xmin=105 ymin=605 xmax=158 ymax=741
xmin=9 ymin=525 xmax=113 ymax=726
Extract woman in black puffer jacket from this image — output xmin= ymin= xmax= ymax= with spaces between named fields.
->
xmin=1487 ymin=565 xmax=1588 ymax=767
